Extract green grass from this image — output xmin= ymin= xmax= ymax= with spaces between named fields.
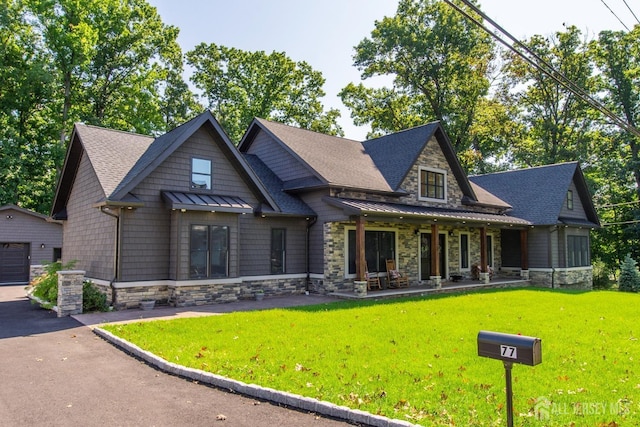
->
xmin=102 ymin=289 xmax=640 ymax=426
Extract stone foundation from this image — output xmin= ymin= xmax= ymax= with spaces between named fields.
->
xmin=528 ymin=267 xmax=593 ymax=290
xmin=30 ymin=265 xmax=46 ymax=282
xmin=99 ymin=275 xmax=309 ymax=310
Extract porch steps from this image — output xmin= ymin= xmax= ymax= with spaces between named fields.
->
xmin=331 ymin=279 xmax=530 ymax=300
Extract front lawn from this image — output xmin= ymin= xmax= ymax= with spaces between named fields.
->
xmin=102 ymin=289 xmax=639 ymax=426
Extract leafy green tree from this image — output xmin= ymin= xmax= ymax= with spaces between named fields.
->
xmin=186 ymin=43 xmax=342 ymax=143
xmin=590 ymin=27 xmax=640 ymax=199
xmin=498 ymin=26 xmax=597 ymax=167
xmin=0 ymin=0 xmax=62 ymax=212
xmin=340 ymin=0 xmax=495 ymax=171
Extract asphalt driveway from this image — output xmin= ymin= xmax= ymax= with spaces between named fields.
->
xmin=0 ymin=285 xmax=349 ymax=426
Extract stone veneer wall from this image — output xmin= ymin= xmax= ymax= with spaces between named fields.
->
xmin=112 ymin=285 xmax=169 ymax=310
xmin=91 ymin=275 xmax=307 ymax=310
xmin=322 ymin=220 xmax=505 ymax=291
xmin=30 ymin=265 xmax=45 ymax=282
xmin=528 ymin=267 xmax=593 ymax=290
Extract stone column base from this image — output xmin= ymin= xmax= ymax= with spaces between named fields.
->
xmin=430 ymin=276 xmax=442 ymax=289
xmin=57 ymin=270 xmax=85 ymax=317
xmin=479 ymin=272 xmax=490 ymax=284
xmin=354 ymin=281 xmax=367 ymax=298
xmin=520 ymin=269 xmax=530 ymax=280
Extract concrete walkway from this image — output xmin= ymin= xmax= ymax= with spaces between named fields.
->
xmin=0 ymin=285 xmax=351 ymax=427
xmin=73 ymin=293 xmax=340 ymax=327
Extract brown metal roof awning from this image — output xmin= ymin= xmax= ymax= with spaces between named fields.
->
xmin=162 ymin=191 xmax=253 ymax=214
xmin=324 ymin=197 xmax=531 ymax=226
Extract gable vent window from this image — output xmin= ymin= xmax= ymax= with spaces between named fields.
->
xmin=419 ymin=167 xmax=447 ymax=202
xmin=567 ymin=190 xmax=574 ymax=210
xmin=191 ymin=158 xmax=212 ymax=190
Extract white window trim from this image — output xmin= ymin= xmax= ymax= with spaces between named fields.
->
xmin=418 ymin=166 xmax=448 ymax=203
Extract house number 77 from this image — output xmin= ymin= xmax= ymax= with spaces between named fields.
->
xmin=500 ymin=345 xmax=518 ymax=359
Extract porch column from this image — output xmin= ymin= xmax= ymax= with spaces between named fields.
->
xmin=355 ymin=215 xmax=366 ymax=281
xmin=431 ymin=223 xmax=440 ymax=277
xmin=520 ymin=229 xmax=529 ymax=270
xmin=480 ymin=226 xmax=488 ymax=272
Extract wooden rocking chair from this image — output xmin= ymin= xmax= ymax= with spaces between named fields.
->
xmin=365 ymin=262 xmax=382 ymax=290
xmin=386 ymin=259 xmax=409 ymax=288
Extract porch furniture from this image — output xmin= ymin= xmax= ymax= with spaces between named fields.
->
xmin=386 ymin=259 xmax=409 ymax=288
xmin=365 ymin=263 xmax=382 ymax=290
xmin=450 ymin=274 xmax=464 ymax=282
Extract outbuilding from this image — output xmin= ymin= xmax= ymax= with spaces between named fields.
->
xmin=0 ymin=205 xmax=62 ymax=285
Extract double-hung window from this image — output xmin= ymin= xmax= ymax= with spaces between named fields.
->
xmin=567 ymin=190 xmax=574 ymax=210
xmin=190 ymin=225 xmax=229 ymax=278
xmin=191 ymin=158 xmax=212 ymax=190
xmin=271 ymin=228 xmax=286 ymax=274
xmin=419 ymin=167 xmax=446 ymax=202
xmin=567 ymin=235 xmax=589 ymax=267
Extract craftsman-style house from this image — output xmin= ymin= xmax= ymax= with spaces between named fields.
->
xmin=51 ymin=111 xmax=599 ymax=309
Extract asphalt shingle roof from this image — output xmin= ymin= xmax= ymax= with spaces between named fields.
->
xmin=75 ymin=124 xmax=154 ymax=198
xmin=364 ymin=123 xmax=440 ymax=190
xmin=253 ymin=119 xmax=394 ymax=192
xmin=469 ymin=162 xmax=579 ymax=225
xmin=244 ymin=154 xmax=316 ymax=216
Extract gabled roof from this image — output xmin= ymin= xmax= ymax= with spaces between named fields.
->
xmin=469 ymin=162 xmax=600 ymax=227
xmin=52 ymin=111 xmax=285 ymax=218
xmin=243 ymin=154 xmax=316 ymax=217
xmin=240 ymin=118 xmax=395 ymax=193
xmin=51 ymin=124 xmax=154 ymax=218
xmin=0 ymin=204 xmax=60 ymax=223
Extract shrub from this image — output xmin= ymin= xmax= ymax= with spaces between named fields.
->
xmin=618 ymin=254 xmax=640 ymax=292
xmin=30 ymin=260 xmax=76 ymax=305
xmin=82 ymin=281 xmax=109 ymax=312
xmin=592 ymin=260 xmax=614 ymax=290
xmin=30 ymin=260 xmax=109 ymax=312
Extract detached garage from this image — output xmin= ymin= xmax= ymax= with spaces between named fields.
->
xmin=0 ymin=205 xmax=62 ymax=285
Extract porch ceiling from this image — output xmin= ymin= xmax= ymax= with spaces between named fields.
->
xmin=162 ymin=191 xmax=253 ymax=214
xmin=324 ymin=197 xmax=532 ymax=226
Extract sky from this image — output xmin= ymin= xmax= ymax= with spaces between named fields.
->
xmin=148 ymin=0 xmax=636 ymax=140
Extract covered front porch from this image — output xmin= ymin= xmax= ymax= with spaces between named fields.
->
xmin=332 ymin=275 xmax=531 ymax=300
xmin=322 ymin=197 xmax=533 ymax=295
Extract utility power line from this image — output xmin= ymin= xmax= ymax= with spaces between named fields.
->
xmin=600 ymin=0 xmax=631 ymax=30
xmin=444 ymin=0 xmax=640 ymax=138
xmin=621 ymin=0 xmax=640 ymax=25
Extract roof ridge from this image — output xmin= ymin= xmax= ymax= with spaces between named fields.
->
xmin=364 ymin=121 xmax=440 ymax=143
xmin=470 ymin=161 xmax=578 ymax=178
xmin=74 ymin=122 xmax=154 ymax=139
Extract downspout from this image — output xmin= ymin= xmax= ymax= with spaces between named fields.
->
xmin=99 ymin=206 xmax=121 ymax=300
xmin=305 ymin=217 xmax=318 ymax=291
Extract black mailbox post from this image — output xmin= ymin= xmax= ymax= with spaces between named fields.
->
xmin=477 ymin=331 xmax=542 ymax=427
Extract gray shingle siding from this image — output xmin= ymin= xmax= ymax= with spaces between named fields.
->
xmin=62 ymin=154 xmax=115 ymax=280
xmin=239 ymin=215 xmax=308 ymax=276
xmin=118 ymin=128 xmax=262 ymax=281
xmin=0 ymin=207 xmax=62 ymax=265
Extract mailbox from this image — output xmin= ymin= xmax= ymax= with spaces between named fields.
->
xmin=477 ymin=330 xmax=542 ymax=366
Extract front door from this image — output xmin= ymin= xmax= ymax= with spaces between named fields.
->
xmin=420 ymin=233 xmax=446 ymax=280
